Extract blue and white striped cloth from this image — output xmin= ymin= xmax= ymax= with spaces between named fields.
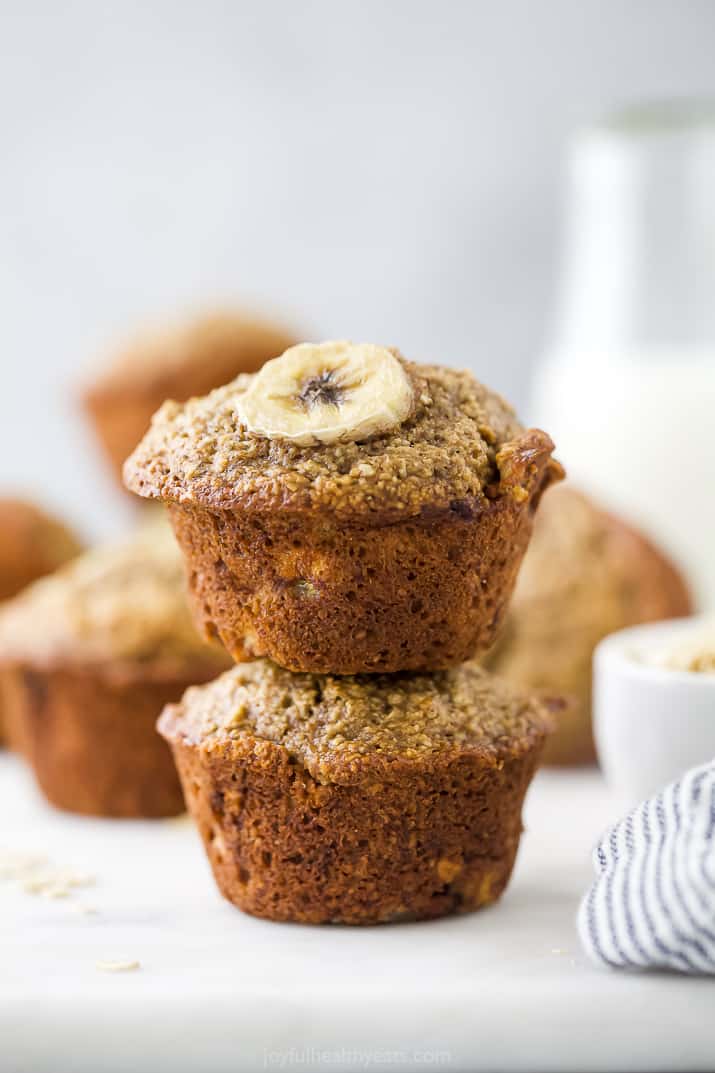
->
xmin=578 ymin=760 xmax=715 ymax=973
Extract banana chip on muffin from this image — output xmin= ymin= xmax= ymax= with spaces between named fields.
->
xmin=125 ymin=340 xmax=563 ymax=674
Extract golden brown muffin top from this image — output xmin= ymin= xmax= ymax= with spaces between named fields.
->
xmin=0 ymin=498 xmax=83 ymax=602
xmin=124 ymin=347 xmax=530 ymax=518
xmin=0 ymin=520 xmax=230 ymax=677
xmin=83 ymin=311 xmax=298 ymax=401
xmin=161 ymin=658 xmax=552 ymax=783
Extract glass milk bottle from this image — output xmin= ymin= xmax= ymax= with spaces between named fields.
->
xmin=532 ymin=103 xmax=715 ymax=608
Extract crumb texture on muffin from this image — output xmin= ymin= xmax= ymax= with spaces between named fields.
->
xmin=125 ymin=353 xmax=529 ymax=517
xmin=164 ymin=422 xmax=560 ymax=674
xmin=0 ymin=520 xmax=229 ymax=676
xmin=122 ymin=346 xmax=562 ymax=674
xmin=160 ymin=660 xmax=552 ymax=923
xmin=161 ymin=658 xmax=553 ymax=782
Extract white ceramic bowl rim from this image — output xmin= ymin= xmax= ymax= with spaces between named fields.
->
xmin=594 ymin=614 xmax=715 ymax=690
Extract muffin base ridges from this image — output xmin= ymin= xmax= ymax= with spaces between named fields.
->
xmin=161 ymin=723 xmax=543 ymax=925
xmin=167 ymin=433 xmax=561 ymax=675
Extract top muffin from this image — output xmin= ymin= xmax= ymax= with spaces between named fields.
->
xmin=124 ymin=341 xmax=527 ymax=519
xmin=123 ymin=342 xmax=560 ymax=674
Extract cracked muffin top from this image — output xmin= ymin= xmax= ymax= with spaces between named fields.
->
xmin=124 ymin=341 xmax=544 ymax=518
xmin=160 ymin=658 xmax=553 ymax=783
xmin=0 ymin=499 xmax=83 ymax=602
xmin=0 ymin=520 xmax=231 ymax=678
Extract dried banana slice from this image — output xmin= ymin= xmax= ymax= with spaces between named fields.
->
xmin=235 ymin=341 xmax=414 ymax=446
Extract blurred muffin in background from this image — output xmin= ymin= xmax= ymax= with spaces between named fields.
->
xmin=484 ymin=484 xmax=693 ymax=765
xmin=82 ymin=310 xmax=299 ymax=487
xmin=0 ymin=498 xmax=82 ymax=744
xmin=0 ymin=498 xmax=82 ymax=602
xmin=0 ymin=520 xmax=231 ymax=817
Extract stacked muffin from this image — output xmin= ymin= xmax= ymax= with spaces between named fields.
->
xmin=125 ymin=341 xmax=561 ymax=923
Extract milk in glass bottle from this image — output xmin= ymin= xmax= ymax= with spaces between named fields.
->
xmin=532 ymin=103 xmax=715 ymax=608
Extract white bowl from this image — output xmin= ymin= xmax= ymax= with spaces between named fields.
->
xmin=594 ymin=615 xmax=715 ymax=808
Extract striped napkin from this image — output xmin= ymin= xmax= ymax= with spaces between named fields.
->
xmin=578 ymin=760 xmax=715 ymax=973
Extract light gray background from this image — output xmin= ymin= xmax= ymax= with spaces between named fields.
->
xmin=2 ymin=1 xmax=714 ymax=536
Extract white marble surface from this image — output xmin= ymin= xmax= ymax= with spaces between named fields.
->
xmin=1 ymin=754 xmax=714 ymax=1072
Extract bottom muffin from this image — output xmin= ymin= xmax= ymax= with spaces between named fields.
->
xmin=0 ymin=522 xmax=230 ymax=817
xmin=159 ymin=659 xmax=553 ymax=924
